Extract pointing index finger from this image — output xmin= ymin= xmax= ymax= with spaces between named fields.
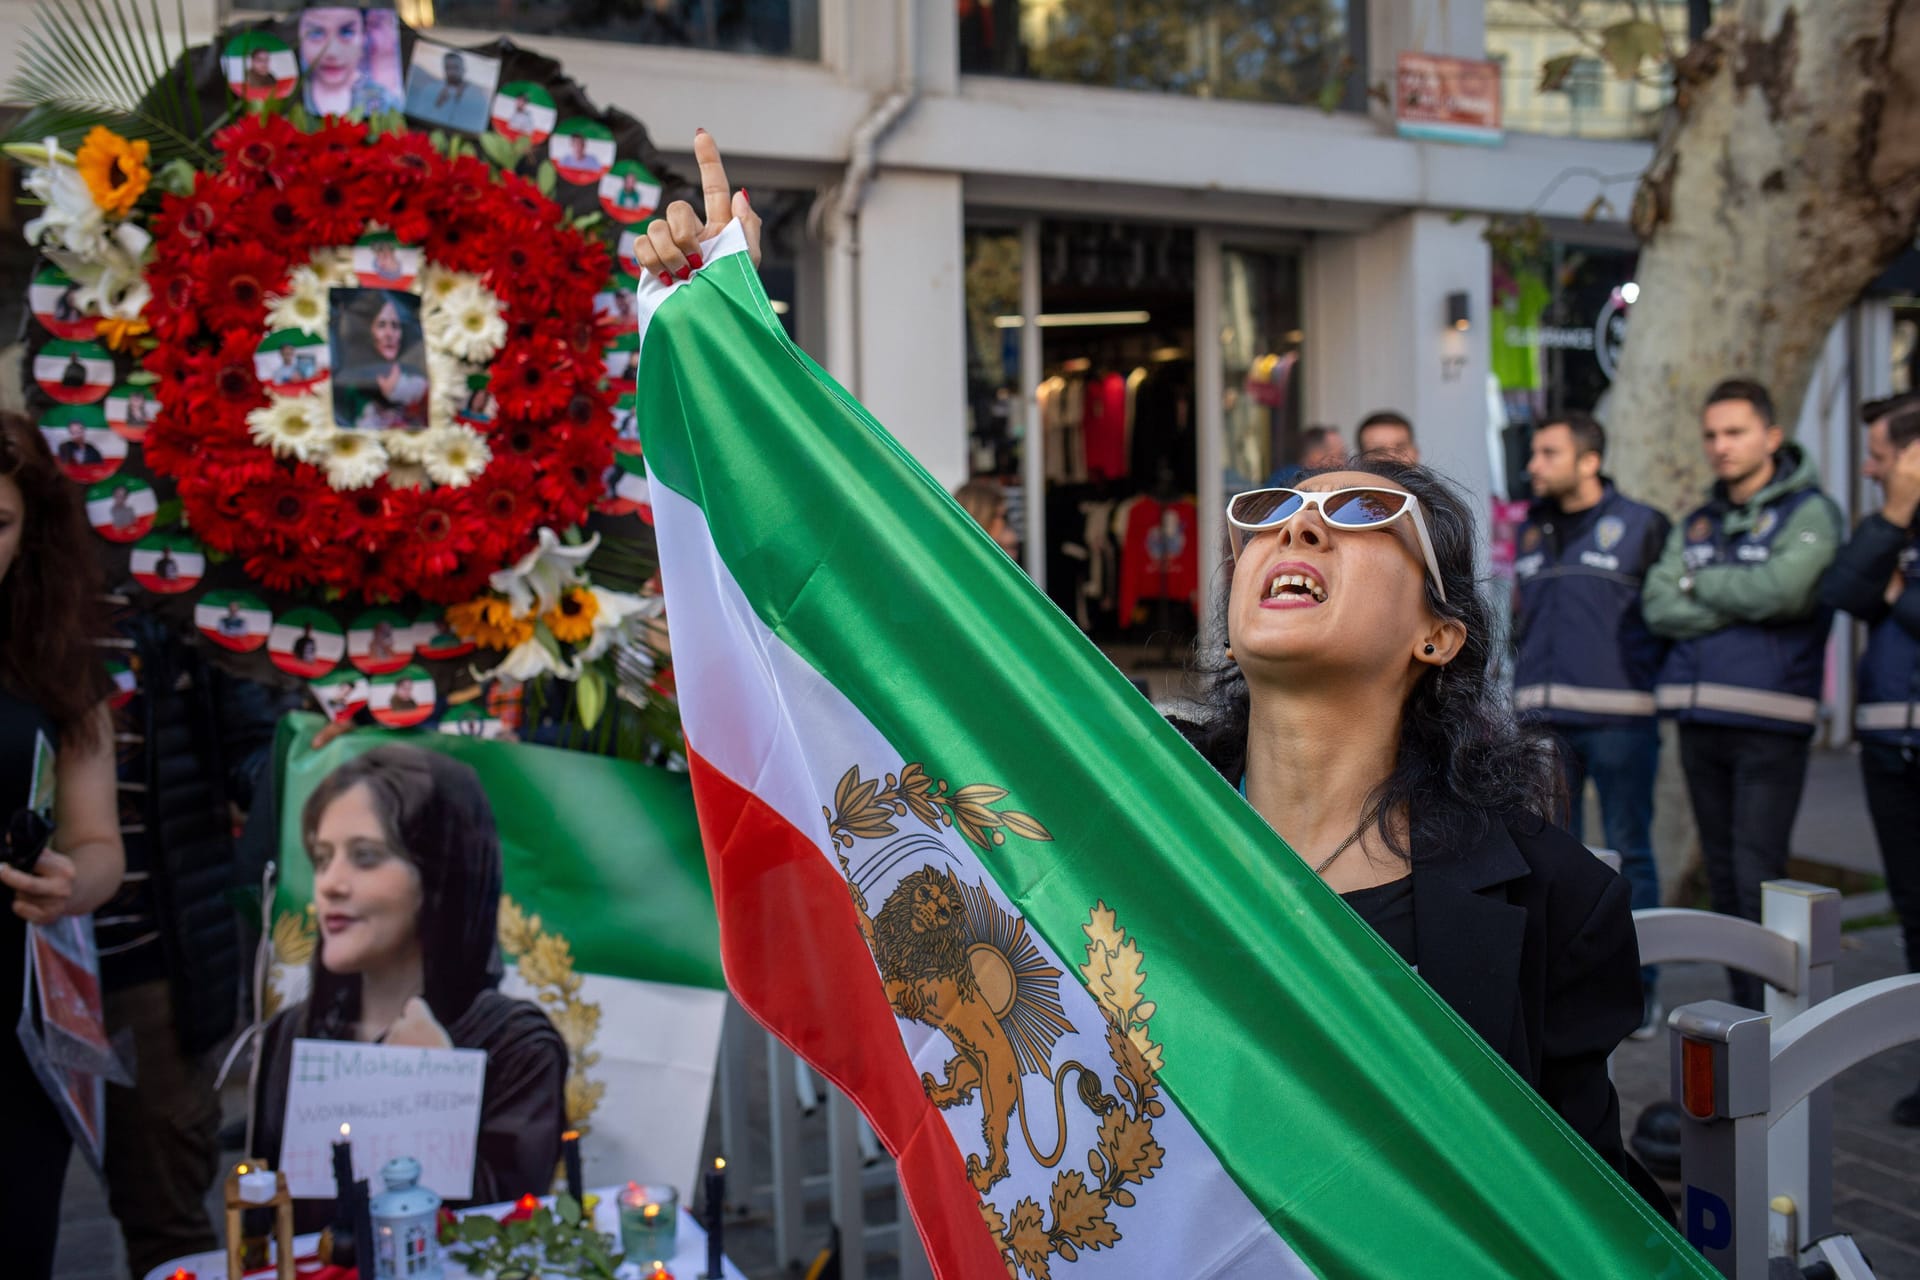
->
xmin=694 ymin=129 xmax=733 ymax=230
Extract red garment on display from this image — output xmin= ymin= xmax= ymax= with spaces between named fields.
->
xmin=1083 ymin=371 xmax=1129 ymax=480
xmin=1117 ymin=497 xmax=1198 ymax=623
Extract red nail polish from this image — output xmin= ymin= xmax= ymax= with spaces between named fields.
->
xmin=675 ymin=265 xmax=692 ymax=281
xmin=739 ymin=188 xmax=750 ymax=205
xmin=658 ymin=271 xmax=674 ymax=287
xmin=686 ymin=252 xmax=703 ymax=270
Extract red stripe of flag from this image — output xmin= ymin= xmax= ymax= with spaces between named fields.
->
xmin=686 ymin=746 xmax=1005 ymax=1279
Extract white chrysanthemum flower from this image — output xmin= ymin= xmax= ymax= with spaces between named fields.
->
xmin=307 ymin=247 xmax=357 ymax=287
xmin=424 ymin=351 xmax=468 ymax=432
xmin=246 ymin=394 xmax=335 ymax=461
xmin=417 ymin=263 xmax=474 ymax=307
xmin=319 ymin=430 xmax=390 ymax=491
xmin=422 ymin=425 xmax=492 ymax=488
xmin=264 ymin=267 xmax=330 ymax=336
xmin=427 ymin=289 xmax=507 ymax=363
xmin=381 ymin=428 xmax=433 ymax=464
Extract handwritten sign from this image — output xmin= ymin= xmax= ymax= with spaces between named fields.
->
xmin=280 ymin=1038 xmax=487 ymax=1199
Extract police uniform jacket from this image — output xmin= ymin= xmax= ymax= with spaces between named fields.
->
xmin=1818 ymin=513 xmax=1920 ymax=746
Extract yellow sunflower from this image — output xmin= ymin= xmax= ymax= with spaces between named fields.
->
xmin=447 ymin=594 xmax=535 ymax=651
xmin=543 ymin=587 xmax=599 ymax=645
xmin=76 ymin=127 xmax=151 ymax=218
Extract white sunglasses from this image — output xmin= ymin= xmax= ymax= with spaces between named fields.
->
xmin=1226 ymin=486 xmax=1448 ymax=603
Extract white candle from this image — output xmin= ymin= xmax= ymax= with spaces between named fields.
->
xmin=238 ymin=1170 xmax=278 ymax=1204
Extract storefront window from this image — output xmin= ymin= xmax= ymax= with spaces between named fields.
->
xmin=1486 ymin=0 xmax=1693 ymax=140
xmin=963 ymin=227 xmax=1027 ymax=557
xmin=241 ymin=1 xmax=817 ymax=58
xmin=1219 ymin=246 xmax=1305 ymax=495
xmin=960 ymin=0 xmax=1364 ymax=110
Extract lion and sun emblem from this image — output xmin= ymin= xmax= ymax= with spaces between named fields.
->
xmin=826 ymin=763 xmax=1166 ymax=1277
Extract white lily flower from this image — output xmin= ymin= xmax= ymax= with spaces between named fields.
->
xmin=572 ymin=586 xmax=651 ymax=663
xmin=473 ymin=637 xmax=578 ymax=683
xmin=490 ymin=527 xmax=600 ymax=616
xmin=21 ymin=142 xmax=109 ymax=258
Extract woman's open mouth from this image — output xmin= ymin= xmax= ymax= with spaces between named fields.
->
xmin=1261 ymin=562 xmax=1328 ymax=607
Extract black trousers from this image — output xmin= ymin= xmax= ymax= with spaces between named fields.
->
xmin=1677 ymin=724 xmax=1812 ymax=1008
xmin=1861 ymin=743 xmax=1920 ymax=975
xmin=0 ymin=1033 xmax=73 ymax=1280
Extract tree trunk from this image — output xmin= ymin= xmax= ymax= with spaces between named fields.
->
xmin=1607 ymin=0 xmax=1920 ymax=517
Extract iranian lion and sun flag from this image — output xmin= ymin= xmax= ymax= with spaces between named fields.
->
xmin=631 ymin=186 xmax=1714 ymax=1273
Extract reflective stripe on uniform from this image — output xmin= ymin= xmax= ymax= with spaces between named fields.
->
xmin=1655 ymin=682 xmax=1821 ymax=725
xmin=1855 ymin=702 xmax=1920 ymax=732
xmin=1512 ymin=683 xmax=1657 ymax=716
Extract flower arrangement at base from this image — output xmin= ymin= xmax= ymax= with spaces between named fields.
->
xmin=130 ymin=113 xmax=618 ymax=604
xmin=447 ymin=529 xmax=653 ymax=727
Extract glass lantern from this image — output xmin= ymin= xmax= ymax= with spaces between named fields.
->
xmin=369 ymin=1156 xmax=441 ymax=1280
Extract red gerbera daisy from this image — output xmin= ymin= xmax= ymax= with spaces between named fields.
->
xmin=376 ymin=132 xmax=440 ymax=186
xmin=245 ymin=188 xmax=321 ymax=258
xmin=198 ymin=243 xmax=285 ymax=332
xmin=290 ymin=156 xmax=370 ymax=245
xmin=243 ymin=546 xmax=316 ymax=593
xmin=144 ymin=256 xmax=202 ymax=343
xmin=213 ymin=113 xmax=305 ymax=187
xmin=306 ymin=117 xmax=370 ymax=158
xmin=152 ymin=184 xmax=238 ymax=253
xmin=166 ymin=328 xmax=263 ymax=421
xmin=491 ymin=336 xmax=576 ymax=419
xmin=425 ymin=213 xmax=498 ymax=275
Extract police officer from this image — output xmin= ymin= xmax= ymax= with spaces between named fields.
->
xmin=1818 ymin=390 xmax=1920 ymax=1126
xmin=1513 ymin=410 xmax=1670 ymax=1036
xmin=1644 ymin=378 xmax=1842 ymax=1008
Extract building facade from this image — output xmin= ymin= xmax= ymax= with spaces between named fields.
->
xmin=0 ymin=0 xmax=1908 ymax=694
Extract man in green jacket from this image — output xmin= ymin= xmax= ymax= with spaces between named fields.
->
xmin=1642 ymin=378 xmax=1841 ymax=1007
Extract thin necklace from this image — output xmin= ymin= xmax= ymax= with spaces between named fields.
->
xmin=1315 ymin=826 xmax=1366 ymax=875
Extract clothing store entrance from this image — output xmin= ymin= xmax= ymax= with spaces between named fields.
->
xmin=964 ymin=218 xmax=1304 ymax=678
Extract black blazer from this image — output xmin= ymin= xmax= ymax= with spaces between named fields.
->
xmin=1411 ymin=805 xmax=1673 ymax=1220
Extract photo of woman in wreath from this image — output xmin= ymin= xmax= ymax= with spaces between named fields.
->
xmin=329 ymin=289 xmax=430 ymax=432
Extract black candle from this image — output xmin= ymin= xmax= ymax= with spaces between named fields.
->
xmin=561 ymin=1129 xmax=584 ymax=1206
xmin=351 ymin=1177 xmax=375 ymax=1280
xmin=331 ymin=1123 xmax=355 ymax=1213
xmin=704 ymin=1157 xmax=727 ymax=1278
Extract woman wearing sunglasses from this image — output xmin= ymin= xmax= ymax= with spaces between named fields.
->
xmin=1182 ymin=457 xmax=1670 ymax=1219
xmin=0 ymin=412 xmax=126 ymax=1278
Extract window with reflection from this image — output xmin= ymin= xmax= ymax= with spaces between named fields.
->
xmin=1486 ymin=0 xmax=1722 ymax=140
xmin=961 ymin=0 xmax=1364 ymax=110
xmin=241 ymin=1 xmax=816 ymax=58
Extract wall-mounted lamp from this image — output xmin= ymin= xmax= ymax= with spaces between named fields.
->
xmin=1445 ymin=291 xmax=1472 ymax=332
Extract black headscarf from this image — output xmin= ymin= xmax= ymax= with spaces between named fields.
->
xmin=299 ymin=744 xmax=504 ymax=1039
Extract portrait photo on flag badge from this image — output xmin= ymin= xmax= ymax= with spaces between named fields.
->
xmin=310 ymin=668 xmax=370 ymax=722
xmin=598 ymin=455 xmax=650 ymax=518
xmin=104 ymin=659 xmax=137 ymax=711
xmin=35 ymin=340 xmax=114 ymax=405
xmin=593 ymin=275 xmax=640 ymax=335
xmin=604 ymin=331 xmax=638 ymax=390
xmin=599 ymin=161 xmax=661 ymax=224
xmin=352 ymin=231 xmax=423 ymax=290
xmin=403 ymin=38 xmax=500 ymax=134
xmin=255 ymin=328 xmax=330 ymax=394
xmin=615 ymin=226 xmax=653 ymax=278
xmin=416 ymin=609 xmax=475 ymax=662
xmin=270 ymin=607 xmax=346 ymax=679
xmin=42 ymin=406 xmax=124 ymax=484
xmin=223 ymin=30 xmax=297 ymax=101
xmin=370 ymin=664 xmax=436 ymax=728
xmin=85 ymin=477 xmax=155 ymax=543
xmin=103 ymin=383 xmax=160 ymax=442
xmin=347 ymin=606 xmax=414 ymax=675
xmin=438 ymin=700 xmax=507 ymax=739
xmin=549 ymin=118 xmax=614 ymax=185
xmin=611 ymin=393 xmax=640 ymax=454
xmin=195 ymin=589 xmax=272 ymax=653
xmin=489 ymin=80 xmax=555 ymax=143
xmin=30 ymin=266 xmax=100 ymax=340
xmin=455 ymin=372 xmax=496 ymax=426
xmin=129 ymin=532 xmax=205 ymax=595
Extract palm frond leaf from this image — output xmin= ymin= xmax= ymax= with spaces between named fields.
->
xmin=3 ymin=0 xmax=210 ymax=165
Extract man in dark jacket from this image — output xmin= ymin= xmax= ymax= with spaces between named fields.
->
xmin=1512 ymin=410 xmax=1670 ymax=1036
xmin=1643 ymin=378 xmax=1841 ymax=1008
xmin=1817 ymin=390 xmax=1920 ymax=1126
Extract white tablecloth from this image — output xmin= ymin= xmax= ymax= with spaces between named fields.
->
xmin=143 ymin=1186 xmax=746 ymax=1280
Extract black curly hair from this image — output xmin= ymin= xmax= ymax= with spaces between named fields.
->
xmin=1180 ymin=457 xmax=1560 ymax=859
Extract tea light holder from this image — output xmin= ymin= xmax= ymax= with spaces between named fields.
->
xmin=616 ymin=1182 xmax=678 ymax=1260
xmin=223 ymin=1163 xmax=294 ymax=1280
